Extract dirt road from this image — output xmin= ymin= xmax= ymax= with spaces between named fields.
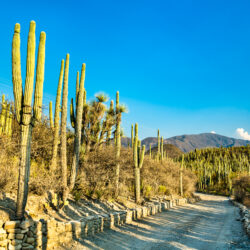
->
xmin=71 ymin=193 xmax=249 ymax=249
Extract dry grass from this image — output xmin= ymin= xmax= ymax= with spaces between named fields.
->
xmin=0 ymin=118 xmax=197 ymax=205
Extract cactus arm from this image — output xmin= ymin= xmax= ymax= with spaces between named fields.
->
xmin=133 ymin=123 xmax=138 ymax=168
xmin=139 ymin=145 xmax=145 ymax=168
xmin=12 ymin=23 xmax=23 ymax=124
xmin=75 ymin=71 xmax=79 ymax=106
xmin=50 ymin=59 xmax=64 ymax=171
xmin=33 ymin=31 xmax=46 ymax=123
xmin=22 ymin=21 xmax=36 ymax=126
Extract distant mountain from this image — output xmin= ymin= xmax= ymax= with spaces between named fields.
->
xmin=122 ymin=133 xmax=250 ymax=153
xmin=141 ymin=133 xmax=250 ymax=153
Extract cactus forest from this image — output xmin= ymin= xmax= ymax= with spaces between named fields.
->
xmin=0 ymin=20 xmax=249 ymax=223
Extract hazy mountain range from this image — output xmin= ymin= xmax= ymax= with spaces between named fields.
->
xmin=121 ymin=133 xmax=250 ymax=153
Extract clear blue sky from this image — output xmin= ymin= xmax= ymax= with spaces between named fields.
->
xmin=0 ymin=0 xmax=250 ymax=139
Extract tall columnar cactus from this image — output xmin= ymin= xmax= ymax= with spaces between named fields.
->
xmin=133 ymin=123 xmax=145 ymax=204
xmin=60 ymin=57 xmax=86 ymax=203
xmin=180 ymin=154 xmax=184 ymax=196
xmin=68 ymin=64 xmax=86 ymax=192
xmin=61 ymin=54 xmax=70 ymax=203
xmin=149 ymin=144 xmax=152 ymax=159
xmin=115 ymin=91 xmax=121 ymax=196
xmin=0 ymin=95 xmax=6 ymax=135
xmin=12 ymin=21 xmax=46 ymax=219
xmin=131 ymin=124 xmax=134 ymax=148
xmin=50 ymin=60 xmax=64 ymax=171
xmin=157 ymin=129 xmax=160 ymax=161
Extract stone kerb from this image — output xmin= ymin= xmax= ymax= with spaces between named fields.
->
xmin=0 ymin=197 xmax=189 ymax=249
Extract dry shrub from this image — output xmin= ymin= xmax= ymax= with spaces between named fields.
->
xmin=0 ymin=117 xmax=57 ymax=196
xmin=76 ymin=146 xmax=196 ymax=200
xmin=233 ymin=175 xmax=250 ymax=208
xmin=141 ymin=157 xmax=197 ymax=198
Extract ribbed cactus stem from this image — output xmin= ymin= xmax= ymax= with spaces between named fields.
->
xmin=115 ymin=91 xmax=121 ymax=196
xmin=13 ymin=21 xmax=46 ymax=219
xmin=133 ymin=123 xmax=145 ymax=203
xmin=51 ymin=59 xmax=64 ymax=171
xmin=61 ymin=54 xmax=69 ymax=203
xmin=49 ymin=101 xmax=54 ymax=129
xmin=149 ymin=144 xmax=152 ymax=159
xmin=69 ymin=63 xmax=86 ymax=192
xmin=75 ymin=71 xmax=79 ymax=106
xmin=22 ymin=21 xmax=36 ymax=126
xmin=12 ymin=23 xmax=23 ymax=124
xmin=33 ymin=31 xmax=46 ymax=123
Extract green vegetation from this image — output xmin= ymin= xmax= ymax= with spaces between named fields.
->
xmin=180 ymin=146 xmax=250 ymax=196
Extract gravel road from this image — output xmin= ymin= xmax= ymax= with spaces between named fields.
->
xmin=70 ymin=193 xmax=250 ymax=249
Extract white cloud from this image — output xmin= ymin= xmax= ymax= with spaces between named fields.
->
xmin=210 ymin=131 xmax=216 ymax=134
xmin=236 ymin=128 xmax=250 ymax=140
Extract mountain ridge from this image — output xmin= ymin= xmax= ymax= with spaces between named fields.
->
xmin=121 ymin=133 xmax=250 ymax=153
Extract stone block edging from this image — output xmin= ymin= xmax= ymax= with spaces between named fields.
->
xmin=0 ymin=196 xmax=200 ymax=249
xmin=230 ymin=199 xmax=250 ymax=237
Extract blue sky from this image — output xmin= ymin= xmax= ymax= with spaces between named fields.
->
xmin=0 ymin=0 xmax=250 ymax=139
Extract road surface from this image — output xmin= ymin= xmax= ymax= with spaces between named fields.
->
xmin=69 ymin=193 xmax=250 ymax=249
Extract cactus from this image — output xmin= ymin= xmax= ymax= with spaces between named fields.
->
xmin=61 ymin=54 xmax=70 ymax=203
xmin=180 ymin=154 xmax=184 ymax=196
xmin=68 ymin=64 xmax=86 ymax=192
xmin=50 ymin=60 xmax=64 ymax=171
xmin=133 ymin=123 xmax=145 ymax=203
xmin=0 ymin=95 xmax=6 ymax=135
xmin=157 ymin=129 xmax=160 ymax=161
xmin=59 ymin=57 xmax=86 ymax=203
xmin=131 ymin=124 xmax=134 ymax=148
xmin=149 ymin=144 xmax=152 ymax=159
xmin=115 ymin=91 xmax=121 ymax=196
xmin=12 ymin=21 xmax=46 ymax=219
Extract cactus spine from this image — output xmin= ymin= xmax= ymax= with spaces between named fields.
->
xmin=115 ymin=91 xmax=121 ymax=196
xmin=50 ymin=60 xmax=64 ymax=171
xmin=180 ymin=154 xmax=184 ymax=196
xmin=12 ymin=21 xmax=46 ymax=219
xmin=61 ymin=54 xmax=70 ymax=203
xmin=133 ymin=123 xmax=145 ymax=203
